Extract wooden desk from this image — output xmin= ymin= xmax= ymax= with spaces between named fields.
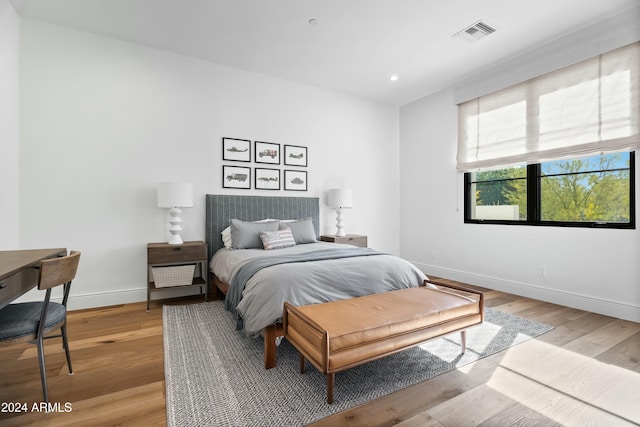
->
xmin=0 ymin=248 xmax=67 ymax=310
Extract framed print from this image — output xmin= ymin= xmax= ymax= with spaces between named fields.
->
xmin=284 ymin=145 xmax=308 ymax=167
xmin=255 ymin=168 xmax=280 ymax=190
xmin=222 ymin=137 xmax=251 ymax=162
xmin=284 ymin=170 xmax=307 ymax=191
xmin=254 ymin=141 xmax=280 ymax=165
xmin=222 ymin=165 xmax=251 ymax=189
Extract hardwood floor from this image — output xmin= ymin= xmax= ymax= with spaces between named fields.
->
xmin=0 ymin=279 xmax=638 ymax=426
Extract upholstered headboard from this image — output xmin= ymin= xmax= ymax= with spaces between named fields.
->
xmin=205 ymin=194 xmax=320 ymax=257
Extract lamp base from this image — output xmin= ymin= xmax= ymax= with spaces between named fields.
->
xmin=168 ymin=234 xmax=184 ymax=245
xmin=335 ymin=207 xmax=346 ymax=237
xmin=167 ymin=207 xmax=184 ymax=245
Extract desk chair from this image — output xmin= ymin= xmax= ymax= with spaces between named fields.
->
xmin=0 ymin=251 xmax=80 ymax=403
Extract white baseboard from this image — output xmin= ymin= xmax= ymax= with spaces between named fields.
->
xmin=414 ymin=262 xmax=640 ymax=323
xmin=49 ymin=265 xmax=640 ymax=323
xmin=63 ymin=286 xmax=205 ymax=311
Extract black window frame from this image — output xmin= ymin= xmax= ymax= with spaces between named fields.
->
xmin=464 ymin=151 xmax=636 ymax=229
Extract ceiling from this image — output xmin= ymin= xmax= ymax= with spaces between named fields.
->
xmin=9 ymin=0 xmax=640 ymax=106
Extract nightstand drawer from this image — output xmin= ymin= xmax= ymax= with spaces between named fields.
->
xmin=320 ymin=234 xmax=368 ymax=248
xmin=147 ymin=241 xmax=207 ymax=265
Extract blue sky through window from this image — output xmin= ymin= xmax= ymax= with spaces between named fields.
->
xmin=541 ymin=152 xmax=630 ymax=175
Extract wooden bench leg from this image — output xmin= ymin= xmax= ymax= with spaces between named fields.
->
xmin=461 ymin=330 xmax=467 ymax=354
xmin=327 ymin=373 xmax=335 ymax=404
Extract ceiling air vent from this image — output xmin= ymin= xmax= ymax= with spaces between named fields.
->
xmin=453 ymin=20 xmax=496 ymax=42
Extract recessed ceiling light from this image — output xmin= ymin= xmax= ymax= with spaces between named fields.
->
xmin=390 ymin=75 xmax=399 ymax=82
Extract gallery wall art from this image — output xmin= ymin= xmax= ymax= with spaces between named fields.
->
xmin=221 ymin=137 xmax=307 ymax=191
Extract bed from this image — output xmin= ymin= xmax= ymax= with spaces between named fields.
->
xmin=205 ymin=194 xmax=428 ymax=368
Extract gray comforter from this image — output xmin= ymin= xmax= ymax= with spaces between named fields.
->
xmin=210 ymin=242 xmax=427 ymax=336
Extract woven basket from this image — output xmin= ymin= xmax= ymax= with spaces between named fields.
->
xmin=152 ymin=265 xmax=195 ymax=288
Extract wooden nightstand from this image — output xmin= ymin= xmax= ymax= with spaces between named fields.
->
xmin=146 ymin=240 xmax=208 ymax=311
xmin=320 ymin=234 xmax=368 ymax=248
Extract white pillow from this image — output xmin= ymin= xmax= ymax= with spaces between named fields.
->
xmin=221 ymin=227 xmax=232 ymax=248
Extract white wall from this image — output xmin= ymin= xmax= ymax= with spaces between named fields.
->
xmin=17 ymin=19 xmax=399 ymax=309
xmin=0 ymin=0 xmax=20 ymax=249
xmin=12 ymin=8 xmax=639 ymax=321
xmin=399 ymin=10 xmax=640 ymax=322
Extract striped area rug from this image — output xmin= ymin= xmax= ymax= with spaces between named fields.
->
xmin=163 ymin=301 xmax=552 ymax=427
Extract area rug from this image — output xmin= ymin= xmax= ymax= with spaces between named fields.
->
xmin=163 ymin=301 xmax=553 ymax=427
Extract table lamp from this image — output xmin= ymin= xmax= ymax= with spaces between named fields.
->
xmin=328 ymin=188 xmax=352 ymax=237
xmin=157 ymin=182 xmax=193 ymax=244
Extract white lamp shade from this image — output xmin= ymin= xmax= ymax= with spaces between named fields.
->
xmin=328 ymin=188 xmax=352 ymax=209
xmin=157 ymin=182 xmax=194 ymax=208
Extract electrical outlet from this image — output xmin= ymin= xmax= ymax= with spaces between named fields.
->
xmin=537 ymin=266 xmax=546 ymax=278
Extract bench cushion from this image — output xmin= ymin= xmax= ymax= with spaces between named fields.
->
xmin=298 ymin=287 xmax=479 ymax=352
xmin=285 ymin=285 xmax=483 ymax=373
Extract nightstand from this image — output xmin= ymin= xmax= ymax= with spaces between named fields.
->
xmin=147 ymin=240 xmax=208 ymax=311
xmin=320 ymin=234 xmax=368 ymax=248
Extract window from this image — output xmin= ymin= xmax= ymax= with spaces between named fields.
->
xmin=466 ymin=166 xmax=528 ymax=222
xmin=458 ymin=42 xmax=638 ymax=229
xmin=464 ymin=151 xmax=635 ymax=228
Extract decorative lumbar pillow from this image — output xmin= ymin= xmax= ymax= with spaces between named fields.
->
xmin=279 ymin=217 xmax=317 ymax=244
xmin=260 ymin=228 xmax=296 ymax=250
xmin=230 ymin=219 xmax=279 ymax=249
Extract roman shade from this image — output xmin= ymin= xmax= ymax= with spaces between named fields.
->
xmin=457 ymin=41 xmax=640 ymax=171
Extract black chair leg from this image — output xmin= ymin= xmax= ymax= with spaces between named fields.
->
xmin=36 ymin=336 xmax=49 ymax=403
xmin=61 ymin=324 xmax=73 ymax=375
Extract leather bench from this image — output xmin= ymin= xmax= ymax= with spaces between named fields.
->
xmin=282 ymin=280 xmax=484 ymax=403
